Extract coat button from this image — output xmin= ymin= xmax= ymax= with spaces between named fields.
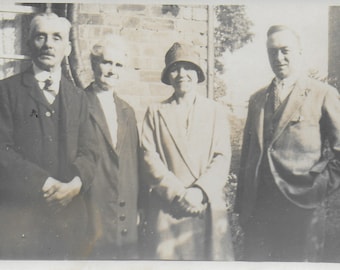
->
xmin=119 ymin=201 xmax=126 ymax=207
xmin=121 ymin=228 xmax=128 ymax=236
xmin=45 ymin=111 xmax=51 ymax=117
xmin=119 ymin=215 xmax=126 ymax=221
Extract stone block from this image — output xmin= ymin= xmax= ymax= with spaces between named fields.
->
xmin=118 ymin=81 xmax=151 ymax=96
xmin=121 ymin=28 xmax=156 ymax=44
xmin=176 ymin=19 xmax=207 ymax=34
xmin=192 ymin=7 xmax=208 ymax=21
xmin=117 ymin=4 xmax=146 ymax=13
xmin=102 ymin=27 xmax=121 ymax=36
xmin=191 ymin=32 xmax=208 ymax=47
xmin=79 ymin=4 xmax=100 ymax=14
xmin=140 ymin=70 xmax=162 ymax=83
xmin=85 ymin=26 xmax=104 ymax=40
xmin=78 ymin=39 xmax=90 ymax=55
xmin=149 ymin=6 xmax=163 ymax=17
xmin=141 ymin=18 xmax=175 ymax=31
xmin=123 ymin=16 xmax=141 ymax=28
xmin=132 ymin=56 xmax=160 ymax=71
xmin=149 ymin=83 xmax=174 ymax=96
xmin=99 ymin=4 xmax=119 ymax=14
xmin=180 ymin=6 xmax=192 ymax=20
xmin=104 ymin=15 xmax=123 ymax=27
xmin=77 ymin=14 xmax=104 ymax=25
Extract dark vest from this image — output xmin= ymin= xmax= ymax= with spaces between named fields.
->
xmin=41 ymin=92 xmax=61 ymax=179
xmin=259 ymin=83 xmax=291 ymax=185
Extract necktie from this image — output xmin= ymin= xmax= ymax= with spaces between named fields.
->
xmin=272 ymin=81 xmax=281 ymax=111
xmin=44 ymin=77 xmax=56 ymax=96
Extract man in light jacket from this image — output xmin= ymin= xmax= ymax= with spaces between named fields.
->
xmin=235 ymin=25 xmax=340 ymax=261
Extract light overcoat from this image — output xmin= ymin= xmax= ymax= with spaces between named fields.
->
xmin=141 ymin=94 xmax=234 ymax=260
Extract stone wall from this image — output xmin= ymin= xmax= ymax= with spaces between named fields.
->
xmin=70 ymin=4 xmax=209 ymax=124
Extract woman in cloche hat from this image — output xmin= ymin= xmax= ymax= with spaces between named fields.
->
xmin=140 ymin=42 xmax=234 ymax=260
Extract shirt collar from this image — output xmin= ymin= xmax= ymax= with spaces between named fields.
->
xmin=33 ymin=63 xmax=62 ymax=84
xmin=274 ymin=73 xmax=299 ymax=89
xmin=93 ymin=82 xmax=116 ymax=99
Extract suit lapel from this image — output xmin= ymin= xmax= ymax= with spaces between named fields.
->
xmin=22 ymin=67 xmax=51 ymax=109
xmin=272 ymin=78 xmax=310 ymax=142
xmin=86 ymin=86 xmax=116 ymax=151
xmin=158 ymin=95 xmax=199 ymax=179
xmin=115 ymin=95 xmax=129 ymax=156
xmin=253 ymin=87 xmax=268 ymax=152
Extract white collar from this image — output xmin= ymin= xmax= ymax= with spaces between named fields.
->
xmin=33 ymin=64 xmax=62 ymax=84
xmin=275 ymin=73 xmax=299 ymax=89
xmin=93 ymin=83 xmax=116 ymax=98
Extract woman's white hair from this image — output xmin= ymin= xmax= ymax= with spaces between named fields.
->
xmin=90 ymin=34 xmax=128 ymax=68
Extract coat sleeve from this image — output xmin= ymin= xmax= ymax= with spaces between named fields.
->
xmin=69 ymin=92 xmax=99 ymax=192
xmin=234 ymin=96 xmax=254 ymax=213
xmin=0 ymin=82 xmax=50 ymax=193
xmin=320 ymin=86 xmax=340 ymax=194
xmin=193 ymin=103 xmax=231 ymax=209
xmin=141 ymin=106 xmax=186 ymax=203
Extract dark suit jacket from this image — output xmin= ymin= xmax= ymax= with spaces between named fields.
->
xmin=235 ymin=76 xmax=340 ymax=225
xmin=0 ymin=67 xmax=98 ymax=259
xmin=84 ymin=83 xmax=139 ymax=259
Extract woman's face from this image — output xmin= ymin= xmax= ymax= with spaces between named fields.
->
xmin=93 ymin=48 xmax=125 ymax=90
xmin=168 ymin=62 xmax=198 ymax=97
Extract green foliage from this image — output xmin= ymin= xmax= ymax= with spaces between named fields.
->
xmin=214 ymin=5 xmax=254 ymax=74
xmin=213 ymin=75 xmax=227 ymax=100
xmin=224 ymin=113 xmax=246 ymax=260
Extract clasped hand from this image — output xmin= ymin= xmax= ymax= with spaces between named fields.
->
xmin=42 ymin=176 xmax=82 ymax=210
xmin=171 ymin=187 xmax=207 ymax=219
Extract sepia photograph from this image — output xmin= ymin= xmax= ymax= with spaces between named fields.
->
xmin=0 ymin=0 xmax=340 ymax=269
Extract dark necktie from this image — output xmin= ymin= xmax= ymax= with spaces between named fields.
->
xmin=44 ymin=77 xmax=56 ymax=96
xmin=272 ymin=81 xmax=281 ymax=111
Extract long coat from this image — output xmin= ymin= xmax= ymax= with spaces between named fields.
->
xmin=140 ymin=94 xmax=234 ymax=260
xmin=235 ymin=76 xmax=340 ymax=226
xmin=84 ymin=83 xmax=139 ymax=259
xmin=0 ymin=67 xmax=98 ymax=259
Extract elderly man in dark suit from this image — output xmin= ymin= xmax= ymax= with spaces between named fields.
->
xmin=0 ymin=12 xmax=98 ymax=259
xmin=235 ymin=25 xmax=340 ymax=261
xmin=84 ymin=35 xmax=140 ymax=259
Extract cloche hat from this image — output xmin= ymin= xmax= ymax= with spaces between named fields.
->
xmin=161 ymin=42 xmax=205 ymax=85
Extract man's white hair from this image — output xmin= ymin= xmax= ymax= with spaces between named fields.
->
xmin=29 ymin=12 xmax=71 ymax=40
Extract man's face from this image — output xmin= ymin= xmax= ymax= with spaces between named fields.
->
xmin=94 ymin=48 xmax=125 ymax=90
xmin=29 ymin=18 xmax=71 ymax=72
xmin=168 ymin=62 xmax=198 ymax=97
xmin=267 ymin=30 xmax=302 ymax=80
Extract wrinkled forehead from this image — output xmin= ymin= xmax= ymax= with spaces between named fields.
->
xmin=266 ymin=30 xmax=300 ymax=49
xmin=29 ymin=16 xmax=70 ymax=39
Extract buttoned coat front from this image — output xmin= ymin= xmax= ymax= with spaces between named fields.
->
xmin=235 ymin=76 xmax=340 ymax=226
xmin=141 ymin=94 xmax=234 ymax=260
xmin=84 ymin=83 xmax=139 ymax=259
xmin=0 ymin=67 xmax=98 ymax=259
